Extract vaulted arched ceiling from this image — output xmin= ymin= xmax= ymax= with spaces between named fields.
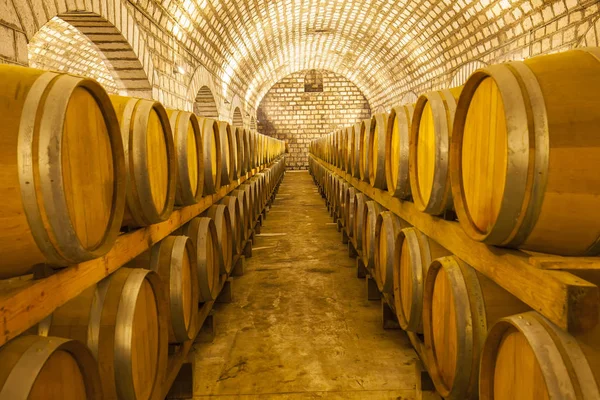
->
xmin=135 ymin=0 xmax=595 ymax=110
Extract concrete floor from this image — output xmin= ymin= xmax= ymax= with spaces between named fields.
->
xmin=192 ymin=170 xmax=418 ymax=399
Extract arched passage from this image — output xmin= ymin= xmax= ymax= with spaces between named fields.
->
xmin=28 ymin=12 xmax=152 ymax=98
xmin=232 ymin=107 xmax=244 ymax=128
xmin=194 ymin=86 xmax=219 ymax=118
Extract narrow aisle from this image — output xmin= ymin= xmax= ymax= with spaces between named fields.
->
xmin=194 ymin=171 xmax=417 ymax=399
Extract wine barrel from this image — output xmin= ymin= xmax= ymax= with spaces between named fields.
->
xmin=346 ymin=126 xmax=355 ymax=175
xmin=451 ymin=49 xmax=600 ymax=256
xmin=374 ymin=211 xmax=408 ymax=293
xmin=220 ymin=196 xmax=244 ymax=255
xmin=38 ymin=267 xmax=168 ymax=400
xmin=352 ymin=122 xmax=362 ymax=178
xmin=422 ymin=256 xmax=529 ymax=399
xmin=231 ymin=189 xmax=250 ymax=240
xmin=0 ymin=65 xmax=126 ymax=277
xmin=339 ymin=181 xmax=349 ymax=227
xmin=344 ymin=187 xmax=357 ymax=237
xmin=127 ymin=236 xmax=199 ymax=343
xmin=234 ymin=126 xmax=246 ymax=175
xmin=249 ymin=131 xmax=257 ymax=169
xmin=361 ymin=201 xmax=386 ymax=269
xmin=369 ymin=113 xmax=388 ymax=189
xmin=409 ymin=87 xmax=462 ymax=215
xmin=386 ymin=104 xmax=414 ymax=199
xmin=242 ymin=128 xmax=250 ymax=173
xmin=167 ymin=109 xmax=204 ymax=205
xmin=480 ymin=311 xmax=600 ymax=400
xmin=181 ymin=217 xmax=220 ymax=302
xmin=352 ymin=193 xmax=370 ymax=251
xmin=393 ymin=227 xmax=449 ymax=332
xmin=198 ymin=117 xmax=222 ymax=195
xmin=218 ymin=121 xmax=235 ymax=185
xmin=238 ymin=184 xmax=255 ymax=233
xmin=205 ymin=204 xmax=233 ymax=274
xmin=0 ymin=335 xmax=102 ymax=400
xmin=359 ymin=119 xmax=372 ymax=182
xmin=111 ymin=95 xmax=176 ymax=227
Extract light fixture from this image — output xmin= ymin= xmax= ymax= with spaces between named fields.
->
xmin=174 ymin=65 xmax=185 ymax=75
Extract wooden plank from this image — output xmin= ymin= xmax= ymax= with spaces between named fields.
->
xmin=0 ymin=158 xmax=283 ymax=347
xmin=312 ymin=156 xmax=599 ymax=333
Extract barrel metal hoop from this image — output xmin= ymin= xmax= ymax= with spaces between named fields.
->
xmin=18 ymin=71 xmax=65 ymax=265
xmin=0 ymin=337 xmax=71 ymax=400
xmin=504 ymin=61 xmax=550 ymax=247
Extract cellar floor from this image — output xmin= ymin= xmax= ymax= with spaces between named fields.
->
xmin=192 ymin=170 xmax=417 ymax=399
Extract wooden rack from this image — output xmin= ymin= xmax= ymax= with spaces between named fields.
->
xmin=310 ymin=156 xmax=599 ymax=334
xmin=0 ymin=157 xmax=284 ymax=348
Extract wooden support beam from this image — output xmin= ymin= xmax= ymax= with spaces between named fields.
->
xmin=166 ymin=363 xmax=194 ymax=399
xmin=357 ymin=257 xmax=367 ymax=279
xmin=366 ymin=276 xmax=380 ymax=301
xmin=216 ymin=278 xmax=233 ymax=304
xmin=196 ymin=311 xmax=216 ymax=344
xmin=311 ymin=156 xmax=598 ymax=333
xmin=342 ymin=229 xmax=349 ymax=245
xmin=232 ymin=256 xmax=245 ymax=277
xmin=382 ymin=299 xmax=400 ymax=330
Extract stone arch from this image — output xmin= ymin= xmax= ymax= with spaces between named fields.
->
xmin=229 ymin=94 xmax=245 ymax=126
xmin=14 ymin=0 xmax=155 ymax=98
xmin=187 ymin=64 xmax=222 ymax=116
xmin=232 ymin=107 xmax=244 ymax=127
xmin=250 ymin=116 xmax=257 ymax=130
xmin=578 ymin=16 xmax=600 ymax=47
xmin=194 ymin=86 xmax=220 ymax=118
xmin=28 ymin=12 xmax=152 ymax=98
xmin=374 ymin=105 xmax=386 ymax=114
xmin=450 ymin=60 xmax=487 ymax=87
xmin=399 ymin=91 xmax=419 ymax=105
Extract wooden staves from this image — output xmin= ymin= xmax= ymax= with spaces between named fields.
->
xmin=369 ymin=113 xmax=388 ymax=190
xmin=361 ymin=200 xmax=386 ymax=269
xmin=220 ymin=196 xmax=244 ymax=255
xmin=38 ymin=267 xmax=168 ymax=400
xmin=0 ymin=65 xmax=126 ymax=277
xmin=199 ymin=117 xmax=222 ymax=195
xmin=386 ymin=104 xmax=414 ymax=199
xmin=394 ymin=227 xmax=449 ymax=332
xmin=352 ymin=193 xmax=370 ymax=251
xmin=452 ymin=48 xmax=600 ymax=256
xmin=111 ymin=95 xmax=176 ymax=228
xmin=359 ymin=119 xmax=372 ymax=182
xmin=480 ymin=311 xmax=600 ymax=400
xmin=181 ymin=217 xmax=221 ymax=302
xmin=234 ymin=126 xmax=246 ymax=176
xmin=204 ymin=204 xmax=233 ymax=274
xmin=352 ymin=122 xmax=361 ymax=178
xmin=0 ymin=335 xmax=103 ymax=400
xmin=410 ymin=87 xmax=462 ymax=216
xmin=126 ymin=236 xmax=199 ymax=343
xmin=218 ymin=121 xmax=235 ymax=185
xmin=374 ymin=211 xmax=408 ymax=293
xmin=422 ymin=256 xmax=529 ymax=399
xmin=231 ymin=188 xmax=251 ymax=241
xmin=344 ymin=187 xmax=357 ymax=237
xmin=167 ymin=109 xmax=204 ymax=206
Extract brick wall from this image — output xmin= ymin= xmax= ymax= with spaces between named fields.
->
xmin=257 ymin=69 xmax=370 ymax=170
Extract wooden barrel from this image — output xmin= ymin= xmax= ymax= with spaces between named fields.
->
xmin=111 ymin=95 xmax=176 ymax=227
xmin=249 ymin=131 xmax=257 ymax=169
xmin=393 ymin=227 xmax=449 ymax=332
xmin=451 ymin=49 xmax=600 ymax=255
xmin=480 ymin=311 xmax=600 ymax=400
xmin=205 ymin=204 xmax=233 ymax=274
xmin=359 ymin=119 xmax=372 ymax=182
xmin=39 ymin=267 xmax=168 ymax=400
xmin=0 ymin=65 xmax=126 ymax=277
xmin=409 ymin=87 xmax=462 ymax=215
xmin=234 ymin=126 xmax=246 ymax=175
xmin=339 ymin=181 xmax=349 ymax=227
xmin=374 ymin=211 xmax=408 ymax=293
xmin=181 ymin=217 xmax=220 ymax=302
xmin=238 ymin=184 xmax=255 ymax=233
xmin=361 ymin=201 xmax=386 ymax=269
xmin=369 ymin=113 xmax=388 ymax=189
xmin=127 ymin=236 xmax=199 ymax=343
xmin=422 ymin=256 xmax=529 ymax=399
xmin=386 ymin=104 xmax=414 ymax=199
xmin=345 ymin=187 xmax=357 ymax=237
xmin=167 ymin=109 xmax=204 ymax=205
xmin=198 ymin=117 xmax=222 ymax=195
xmin=218 ymin=121 xmax=234 ymax=185
xmin=242 ymin=128 xmax=250 ymax=173
xmin=352 ymin=193 xmax=370 ymax=250
xmin=346 ymin=126 xmax=355 ymax=175
xmin=0 ymin=335 xmax=103 ymax=399
xmin=352 ymin=122 xmax=362 ymax=178
xmin=231 ymin=189 xmax=250 ymax=240
xmin=220 ymin=196 xmax=244 ymax=255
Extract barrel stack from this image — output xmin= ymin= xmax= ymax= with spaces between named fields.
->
xmin=308 ymin=48 xmax=600 ymax=399
xmin=0 ymin=64 xmax=287 ymax=399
